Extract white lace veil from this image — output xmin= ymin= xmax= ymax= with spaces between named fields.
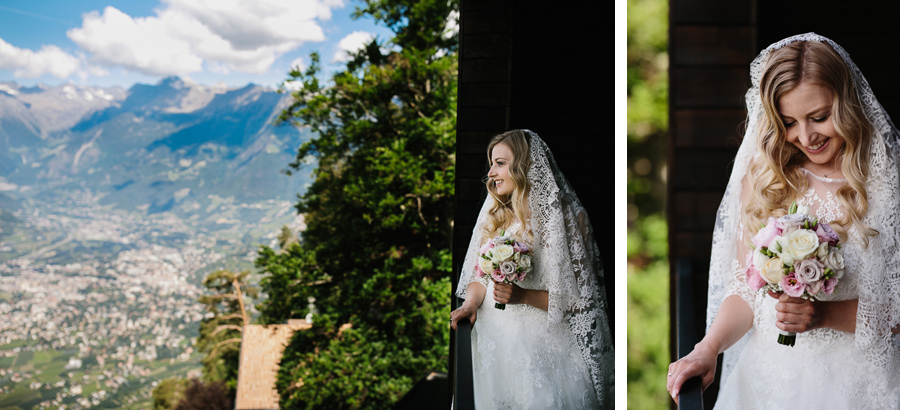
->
xmin=454 ymin=129 xmax=614 ymax=406
xmin=707 ymin=33 xmax=900 ymax=396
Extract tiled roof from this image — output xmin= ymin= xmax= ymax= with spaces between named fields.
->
xmin=234 ymin=323 xmax=311 ymax=410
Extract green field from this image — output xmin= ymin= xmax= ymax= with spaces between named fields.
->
xmin=0 ymin=340 xmax=203 ymax=410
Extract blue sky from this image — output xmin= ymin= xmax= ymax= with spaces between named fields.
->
xmin=0 ymin=0 xmax=398 ymax=89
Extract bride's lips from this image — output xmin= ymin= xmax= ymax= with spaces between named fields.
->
xmin=806 ymin=138 xmax=829 ymax=153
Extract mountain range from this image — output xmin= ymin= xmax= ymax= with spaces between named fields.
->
xmin=0 ymin=76 xmax=311 ymax=229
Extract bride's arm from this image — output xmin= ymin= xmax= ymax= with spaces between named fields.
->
xmin=451 ymin=282 xmax=486 ymax=330
xmin=667 ymin=294 xmax=753 ymax=402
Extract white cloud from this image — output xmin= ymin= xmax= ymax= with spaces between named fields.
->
xmin=333 ymin=31 xmax=374 ymax=62
xmin=68 ymin=7 xmax=203 ymax=77
xmin=0 ymin=37 xmax=79 ymax=78
xmin=289 ymin=57 xmax=306 ymax=73
xmin=67 ymin=0 xmax=345 ymax=77
xmin=282 ymin=80 xmax=303 ymax=92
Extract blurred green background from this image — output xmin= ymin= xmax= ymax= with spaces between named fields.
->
xmin=626 ymin=0 xmax=670 ymax=409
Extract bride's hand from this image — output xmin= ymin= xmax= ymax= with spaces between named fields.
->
xmin=493 ymin=281 xmax=526 ymax=305
xmin=666 ymin=342 xmax=718 ymax=403
xmin=767 ymin=290 xmax=819 ymax=333
xmin=450 ymin=303 xmax=477 ymax=330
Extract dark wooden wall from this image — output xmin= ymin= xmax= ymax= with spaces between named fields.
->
xmin=670 ymin=1 xmax=900 ymax=408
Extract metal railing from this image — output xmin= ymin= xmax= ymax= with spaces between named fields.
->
xmin=451 ymin=297 xmax=475 ymax=410
xmin=676 ymin=257 xmax=704 ymax=409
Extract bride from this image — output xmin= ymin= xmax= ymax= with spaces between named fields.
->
xmin=667 ymin=33 xmax=900 ymax=408
xmin=450 ymin=129 xmax=613 ymax=409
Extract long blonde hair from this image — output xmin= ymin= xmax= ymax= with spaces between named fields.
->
xmin=483 ymin=130 xmax=533 ymax=241
xmin=746 ymin=40 xmax=877 ymax=245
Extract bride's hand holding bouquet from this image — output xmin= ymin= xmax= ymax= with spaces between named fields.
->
xmin=745 ymin=201 xmax=844 ymax=346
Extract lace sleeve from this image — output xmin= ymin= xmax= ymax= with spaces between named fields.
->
xmin=456 ymin=197 xmax=492 ymax=301
xmin=722 ymin=177 xmax=758 ymax=314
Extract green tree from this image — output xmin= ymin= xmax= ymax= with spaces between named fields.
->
xmin=196 ymin=270 xmax=258 ymax=395
xmin=152 ymin=378 xmax=190 ymax=410
xmin=173 ymin=379 xmax=234 ymax=410
xmin=626 ymin=0 xmax=671 ymax=409
xmin=255 ymin=0 xmax=457 ymax=407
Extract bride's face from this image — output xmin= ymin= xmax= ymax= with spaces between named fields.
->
xmin=779 ymin=81 xmax=845 ymax=172
xmin=489 ymin=142 xmax=515 ymax=196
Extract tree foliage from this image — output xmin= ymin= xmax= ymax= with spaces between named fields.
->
xmin=173 ymin=379 xmax=234 ymax=410
xmin=196 ymin=270 xmax=257 ymax=395
xmin=152 ymin=378 xmax=190 ymax=410
xmin=626 ymin=0 xmax=671 ymax=409
xmin=254 ymin=0 xmax=457 ymax=408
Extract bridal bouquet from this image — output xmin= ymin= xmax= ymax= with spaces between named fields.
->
xmin=475 ymin=232 xmax=533 ymax=310
xmin=745 ymin=201 xmax=844 ymax=347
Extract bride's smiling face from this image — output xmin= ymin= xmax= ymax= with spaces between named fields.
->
xmin=779 ymin=81 xmax=844 ymax=171
xmin=489 ymin=142 xmax=515 ymax=196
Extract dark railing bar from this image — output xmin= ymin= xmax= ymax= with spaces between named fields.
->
xmin=676 ymin=257 xmax=705 ymax=409
xmin=452 ymin=297 xmax=475 ymax=410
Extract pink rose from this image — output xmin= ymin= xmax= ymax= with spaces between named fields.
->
xmin=816 ymin=223 xmax=840 ymax=247
xmin=794 ymin=258 xmax=824 ymax=284
xmin=479 ymin=240 xmax=494 ymax=254
xmin=746 ymin=263 xmax=767 ymax=291
xmin=513 ymin=241 xmax=529 ymax=254
xmin=491 ymin=269 xmax=505 ymax=283
xmin=805 ymin=280 xmax=823 ymax=296
xmin=475 ymin=262 xmax=485 ymax=277
xmin=781 ymin=273 xmax=806 ymax=298
xmin=499 ymin=260 xmax=517 ymax=280
xmin=516 ymin=269 xmax=527 ymax=282
xmin=823 ymin=278 xmax=838 ymax=295
xmin=752 ymin=217 xmax=782 ymax=249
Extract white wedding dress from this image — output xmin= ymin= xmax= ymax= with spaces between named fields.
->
xmin=714 ymin=170 xmax=899 ymax=409
xmin=468 ymin=221 xmax=599 ymax=410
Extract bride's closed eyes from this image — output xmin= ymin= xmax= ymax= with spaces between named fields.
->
xmin=780 ymin=112 xmax=831 ymax=128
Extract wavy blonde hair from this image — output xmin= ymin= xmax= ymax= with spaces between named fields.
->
xmin=483 ymin=130 xmax=533 ymax=241
xmin=746 ymin=40 xmax=877 ymax=245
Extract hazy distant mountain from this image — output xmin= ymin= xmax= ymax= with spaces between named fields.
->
xmin=0 ymin=77 xmax=311 ymax=222
xmin=0 ymin=78 xmax=312 ymax=409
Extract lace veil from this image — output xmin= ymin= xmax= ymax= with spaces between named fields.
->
xmin=707 ymin=33 xmax=900 ymax=394
xmin=455 ymin=130 xmax=614 ymax=405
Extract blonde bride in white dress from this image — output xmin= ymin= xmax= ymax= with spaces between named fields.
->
xmin=450 ymin=130 xmax=613 ymax=409
xmin=667 ymin=33 xmax=900 ymax=409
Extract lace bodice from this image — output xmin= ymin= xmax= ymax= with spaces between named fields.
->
xmin=725 ymin=170 xmax=859 ymax=342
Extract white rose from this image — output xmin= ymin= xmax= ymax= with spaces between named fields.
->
xmin=478 ymin=258 xmax=495 ymax=276
xmin=816 ymin=242 xmax=829 ymax=259
xmin=781 ymin=229 xmax=819 ymax=264
xmin=770 ymin=235 xmax=792 ymax=265
xmin=761 ymin=257 xmax=786 ymax=284
xmin=491 ymin=244 xmax=515 ymax=262
xmin=753 ymin=250 xmax=771 ymax=271
xmin=518 ymin=253 xmax=532 ymax=270
xmin=824 ymin=247 xmax=845 ymax=279
xmin=796 ymin=203 xmax=811 ymax=216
